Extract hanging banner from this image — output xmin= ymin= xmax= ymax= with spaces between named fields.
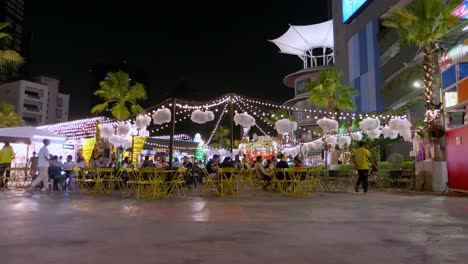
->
xmin=132 ymin=136 xmax=147 ymax=163
xmin=82 ymin=138 xmax=95 ymax=164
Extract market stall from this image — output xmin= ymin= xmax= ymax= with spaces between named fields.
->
xmin=0 ymin=126 xmax=68 ymax=166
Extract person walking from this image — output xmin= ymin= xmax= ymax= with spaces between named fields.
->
xmin=0 ymin=142 xmax=15 ymax=189
xmin=27 ymin=139 xmax=51 ymax=194
xmin=352 ymin=141 xmax=377 ymax=193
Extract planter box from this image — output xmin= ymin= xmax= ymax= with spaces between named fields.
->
xmin=415 ymin=161 xmax=448 ymax=192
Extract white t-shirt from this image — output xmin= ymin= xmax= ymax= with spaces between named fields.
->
xmin=37 ymin=146 xmax=50 ymax=167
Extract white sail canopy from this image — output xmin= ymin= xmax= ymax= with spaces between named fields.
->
xmin=270 ymin=20 xmax=334 ymax=56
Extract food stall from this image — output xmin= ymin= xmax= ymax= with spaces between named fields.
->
xmin=439 ymin=41 xmax=468 ymax=192
xmin=0 ymin=126 xmax=68 ymax=167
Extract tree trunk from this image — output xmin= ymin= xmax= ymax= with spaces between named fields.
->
xmin=429 ymin=137 xmax=445 ymax=161
xmin=422 ymin=45 xmax=436 ymax=124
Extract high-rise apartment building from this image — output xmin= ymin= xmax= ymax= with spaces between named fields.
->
xmin=0 ymin=76 xmax=69 ymax=125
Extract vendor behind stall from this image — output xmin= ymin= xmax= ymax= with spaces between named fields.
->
xmin=0 ymin=142 xmax=15 ymax=188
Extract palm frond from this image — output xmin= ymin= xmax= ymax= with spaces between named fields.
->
xmin=0 ymin=22 xmax=9 ymax=31
xmin=0 ymin=50 xmax=24 ymax=69
xmin=90 ymin=102 xmax=108 ymax=114
xmin=130 ymin=104 xmax=145 ymax=115
xmin=111 ymin=101 xmax=131 ymax=121
xmin=127 ymin=82 xmax=147 ymax=101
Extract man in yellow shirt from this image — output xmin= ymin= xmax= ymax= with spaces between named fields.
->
xmin=352 ymin=141 xmax=376 ymax=193
xmin=0 ymin=142 xmax=15 ymax=188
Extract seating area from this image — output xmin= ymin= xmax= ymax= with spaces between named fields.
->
xmin=1 ymin=166 xmax=417 ymax=198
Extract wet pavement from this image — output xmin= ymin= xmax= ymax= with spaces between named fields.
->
xmin=1 ymin=191 xmax=468 ymax=264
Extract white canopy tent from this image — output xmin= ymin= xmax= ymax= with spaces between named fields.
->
xmin=270 ymin=20 xmax=334 ymax=68
xmin=0 ymin=126 xmax=66 ymax=144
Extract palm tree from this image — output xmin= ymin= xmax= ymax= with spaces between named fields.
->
xmin=210 ymin=125 xmax=230 ymax=148
xmin=91 ymin=71 xmax=147 ymax=121
xmin=0 ymin=22 xmax=24 ymax=69
xmin=383 ymin=0 xmax=460 ymax=124
xmin=0 ymin=102 xmax=24 ymax=128
xmin=306 ymin=68 xmax=358 ymax=117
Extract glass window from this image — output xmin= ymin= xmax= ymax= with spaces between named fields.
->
xmin=459 ymin=62 xmax=468 ymax=80
xmin=442 ymin=65 xmax=456 ymax=89
xmin=295 ymin=79 xmax=310 ymax=96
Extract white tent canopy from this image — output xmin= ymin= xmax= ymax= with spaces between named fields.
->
xmin=270 ymin=20 xmax=334 ymax=56
xmin=0 ymin=126 xmax=66 ymax=144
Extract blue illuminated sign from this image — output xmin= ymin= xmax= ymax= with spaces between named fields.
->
xmin=342 ymin=0 xmax=369 ymax=23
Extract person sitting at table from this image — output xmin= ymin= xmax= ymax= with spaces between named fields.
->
xmin=219 ymin=156 xmax=235 ymax=179
xmin=254 ymin=156 xmax=271 ymax=191
xmin=62 ymin=155 xmax=75 ymax=191
xmin=293 ymin=156 xmax=303 ymax=168
xmin=276 ymin=154 xmax=290 ymax=191
xmin=91 ymin=155 xmax=104 ymax=168
xmin=122 ymin=157 xmax=135 ymax=169
xmin=49 ymin=156 xmax=63 ymax=191
xmin=107 ymin=158 xmax=117 ymax=169
xmin=142 ymin=156 xmax=154 ymax=168
xmin=206 ymin=155 xmax=219 ymax=179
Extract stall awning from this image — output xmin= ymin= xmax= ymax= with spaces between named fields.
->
xmin=0 ymin=126 xmax=66 ymax=144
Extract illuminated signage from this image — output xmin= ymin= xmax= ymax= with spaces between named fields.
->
xmin=342 ymin=0 xmax=369 ymax=23
xmin=439 ymin=43 xmax=468 ymax=71
xmin=452 ymin=1 xmax=468 ymax=19
xmin=63 ymin=144 xmax=74 ymax=150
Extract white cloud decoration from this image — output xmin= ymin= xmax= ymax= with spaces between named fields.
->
xmin=116 ymin=124 xmax=131 ymax=137
xmin=367 ymin=129 xmax=382 ymax=139
xmin=359 ymin=118 xmax=380 ymax=132
xmin=338 ymin=136 xmax=351 ymax=149
xmin=135 ymin=115 xmax=152 ymax=129
xmin=382 ymin=127 xmax=399 ymax=139
xmin=325 ymin=135 xmax=337 ymax=149
xmin=190 ymin=110 xmax=215 ymax=124
xmin=152 ymin=108 xmax=172 ymax=125
xmin=108 ymin=135 xmax=132 ymax=148
xmin=389 ymin=118 xmax=412 ymax=142
xmin=99 ymin=125 xmax=114 ymax=139
xmin=234 ymin=112 xmax=255 ymax=129
xmin=275 ymin=119 xmax=298 ymax=135
xmin=351 ymin=132 xmax=363 ymax=141
xmin=317 ymin=118 xmax=339 ymax=133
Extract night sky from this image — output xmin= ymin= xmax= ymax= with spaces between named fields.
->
xmin=26 ymin=1 xmax=330 ymax=120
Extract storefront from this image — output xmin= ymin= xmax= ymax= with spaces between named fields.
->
xmin=440 ymin=42 xmax=468 ymax=191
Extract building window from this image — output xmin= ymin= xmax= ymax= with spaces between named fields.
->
xmin=57 ymin=97 xmax=63 ymax=107
xmin=24 ymin=90 xmax=39 ymax=99
xmin=56 ymin=109 xmax=62 ymax=119
xmin=23 ymin=103 xmax=38 ymax=112
xmin=295 ymin=79 xmax=310 ymax=96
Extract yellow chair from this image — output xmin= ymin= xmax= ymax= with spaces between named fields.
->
xmin=272 ymin=168 xmax=288 ymax=193
xmin=118 ymin=167 xmax=138 ymax=197
xmin=241 ymin=168 xmax=258 ymax=192
xmin=167 ymin=168 xmax=188 ymax=198
xmin=304 ymin=166 xmax=322 ymax=192
xmin=218 ymin=168 xmax=239 ymax=197
xmin=201 ymin=168 xmax=218 ymax=195
xmin=284 ymin=168 xmax=309 ymax=196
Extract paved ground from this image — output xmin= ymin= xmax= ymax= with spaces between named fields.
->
xmin=1 ymin=191 xmax=468 ymax=264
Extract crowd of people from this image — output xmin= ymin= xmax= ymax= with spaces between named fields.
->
xmin=0 ymin=138 xmax=379 ymax=195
